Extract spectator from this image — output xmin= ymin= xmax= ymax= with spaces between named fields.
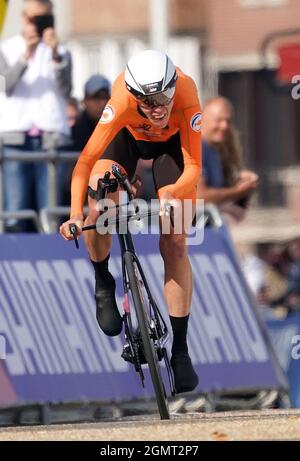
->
xmin=72 ymin=74 xmax=111 ymax=152
xmin=197 ymin=97 xmax=259 ymax=221
xmin=67 ymin=97 xmax=80 ymax=130
xmin=271 ymin=238 xmax=300 ymax=310
xmin=0 ymin=0 xmax=72 ymax=232
xmin=59 ymin=97 xmax=80 ymax=207
xmin=238 ymin=243 xmax=267 ymax=299
xmin=238 ymin=243 xmax=288 ymax=315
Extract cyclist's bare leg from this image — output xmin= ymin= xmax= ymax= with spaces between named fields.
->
xmin=159 ymin=201 xmax=198 ymax=392
xmin=159 ymin=232 xmax=192 ymax=317
xmin=84 ymin=197 xmax=114 ymax=263
xmin=84 ymin=159 xmax=124 ymax=336
xmin=159 ymin=200 xmax=195 ymax=317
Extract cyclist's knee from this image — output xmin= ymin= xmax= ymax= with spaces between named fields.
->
xmin=159 ymin=234 xmax=187 ymax=261
xmin=87 ymin=206 xmax=101 ymax=224
xmin=90 ymin=159 xmax=127 ymax=188
xmin=89 ymin=159 xmax=129 ymax=210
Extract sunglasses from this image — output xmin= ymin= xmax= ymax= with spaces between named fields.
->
xmin=135 ymin=86 xmax=176 ymax=108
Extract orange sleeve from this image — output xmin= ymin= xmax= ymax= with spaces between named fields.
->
xmin=70 ymin=77 xmax=128 ymax=217
xmin=169 ymin=77 xmax=202 ymax=199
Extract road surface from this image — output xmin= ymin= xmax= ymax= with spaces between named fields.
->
xmin=0 ymin=409 xmax=300 ymax=441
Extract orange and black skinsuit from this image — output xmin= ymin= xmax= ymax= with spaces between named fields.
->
xmin=70 ymin=67 xmax=202 ymax=217
xmin=71 ymin=66 xmax=203 ymax=392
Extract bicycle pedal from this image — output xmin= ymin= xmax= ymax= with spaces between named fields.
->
xmin=121 ymin=344 xmax=134 ymax=364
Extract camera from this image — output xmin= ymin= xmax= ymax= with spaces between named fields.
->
xmin=31 ymin=14 xmax=55 ymax=37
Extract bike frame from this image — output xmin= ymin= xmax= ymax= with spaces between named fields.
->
xmin=70 ymin=166 xmax=176 ymax=419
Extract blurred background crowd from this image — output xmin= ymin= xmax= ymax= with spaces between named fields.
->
xmin=1 ymin=0 xmax=300 ymax=314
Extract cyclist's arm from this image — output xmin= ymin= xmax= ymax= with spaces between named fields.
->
xmin=167 ymin=105 xmax=202 ymax=199
xmin=70 ymin=100 xmax=127 ymax=217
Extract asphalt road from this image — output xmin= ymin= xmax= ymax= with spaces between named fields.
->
xmin=0 ymin=409 xmax=300 ymax=441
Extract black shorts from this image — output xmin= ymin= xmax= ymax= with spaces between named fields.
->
xmin=100 ymin=128 xmax=184 ymax=192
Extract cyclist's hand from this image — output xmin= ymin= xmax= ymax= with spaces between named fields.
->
xmin=159 ymin=190 xmax=178 ymax=217
xmin=59 ymin=215 xmax=84 ymax=241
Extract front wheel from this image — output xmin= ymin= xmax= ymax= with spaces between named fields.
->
xmin=124 ymin=252 xmax=170 ymax=420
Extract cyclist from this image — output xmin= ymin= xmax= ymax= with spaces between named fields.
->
xmin=60 ymin=50 xmax=202 ymax=393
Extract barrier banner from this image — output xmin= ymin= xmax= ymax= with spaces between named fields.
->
xmin=0 ymin=227 xmax=287 ymax=407
xmin=266 ymin=313 xmax=300 ymax=407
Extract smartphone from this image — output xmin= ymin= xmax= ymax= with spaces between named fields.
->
xmin=235 ymin=195 xmax=251 ymax=209
xmin=32 ymin=14 xmax=55 ymax=37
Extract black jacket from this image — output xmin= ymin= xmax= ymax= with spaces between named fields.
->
xmin=72 ymin=110 xmax=98 ymax=152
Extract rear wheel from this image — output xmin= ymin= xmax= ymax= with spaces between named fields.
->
xmin=124 ymin=251 xmax=170 ymax=420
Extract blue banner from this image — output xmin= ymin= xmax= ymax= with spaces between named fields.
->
xmin=0 ymin=226 xmax=287 ymax=407
xmin=266 ymin=313 xmax=300 ymax=407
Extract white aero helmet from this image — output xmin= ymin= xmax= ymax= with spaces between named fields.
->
xmin=125 ymin=49 xmax=178 ymax=107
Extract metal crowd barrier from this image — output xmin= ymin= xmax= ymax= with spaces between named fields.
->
xmin=0 ymin=141 xmax=225 ymax=234
xmin=40 ymin=206 xmax=89 ymax=233
xmin=0 ymin=210 xmax=44 ymax=233
xmin=0 ymin=144 xmax=79 ymax=233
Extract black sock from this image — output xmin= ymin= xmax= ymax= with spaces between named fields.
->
xmin=170 ymin=315 xmax=189 ymax=356
xmin=91 ymin=256 xmax=114 ymax=287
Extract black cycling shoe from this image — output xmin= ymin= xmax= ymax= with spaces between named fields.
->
xmin=95 ymin=274 xmax=123 ymax=337
xmin=170 ymin=353 xmax=199 ymax=394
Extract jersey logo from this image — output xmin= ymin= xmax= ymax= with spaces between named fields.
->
xmin=99 ymin=105 xmax=115 ymax=124
xmin=138 ymin=123 xmax=152 ymax=132
xmin=190 ymin=112 xmax=202 ymax=132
